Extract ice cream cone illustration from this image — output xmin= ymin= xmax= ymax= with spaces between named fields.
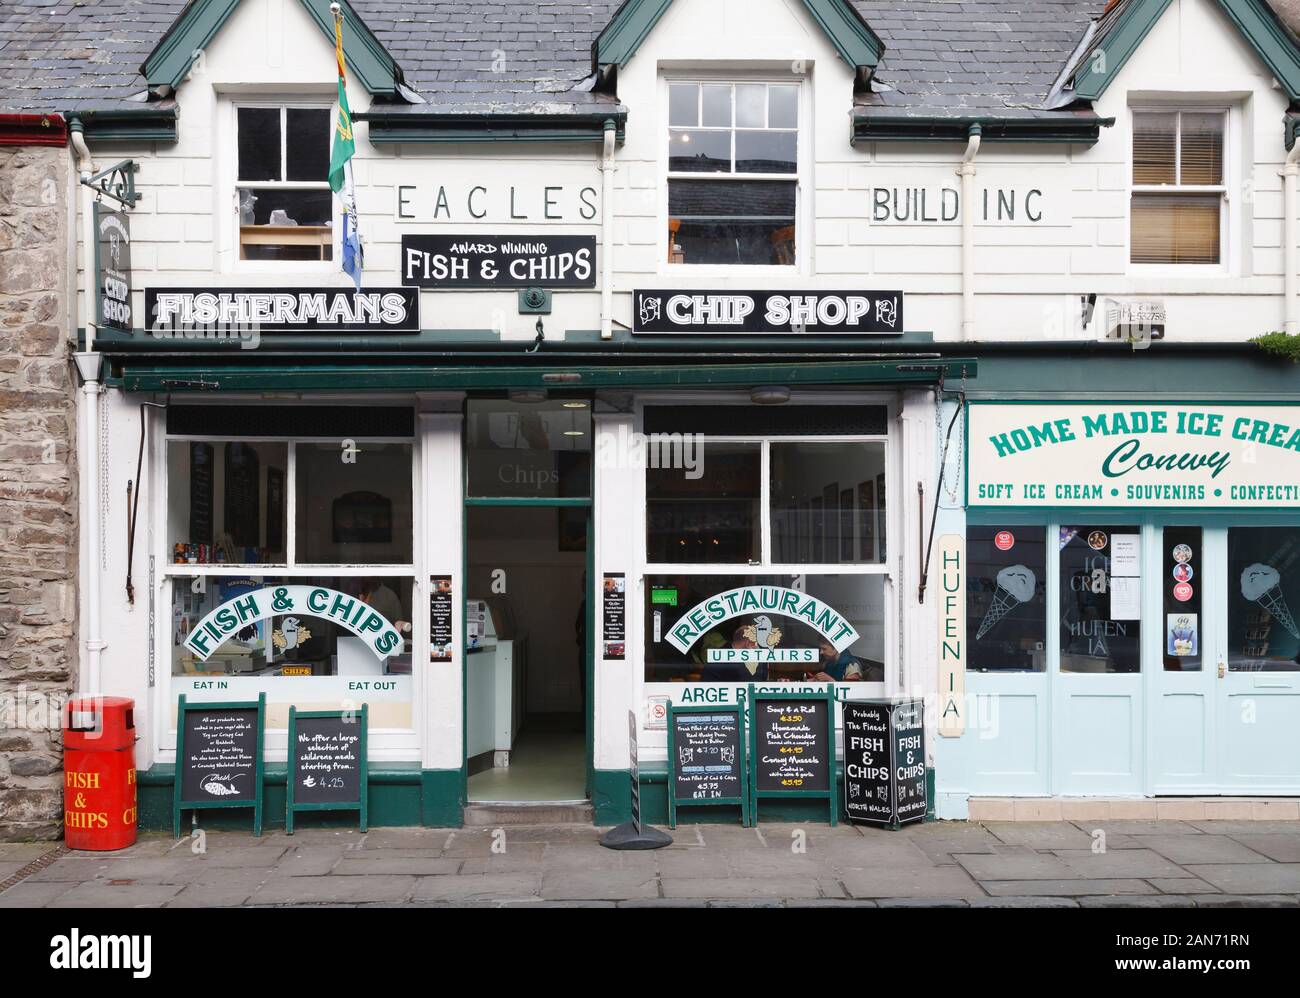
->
xmin=1241 ymin=563 xmax=1300 ymax=640
xmin=977 ymin=564 xmax=1037 ymax=639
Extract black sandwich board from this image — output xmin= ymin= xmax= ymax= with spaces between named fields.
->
xmin=842 ymin=698 xmax=927 ymax=828
xmin=747 ymin=686 xmax=836 ymax=825
xmin=173 ymin=694 xmax=265 ymax=837
xmin=286 ymin=704 xmax=368 ymax=834
xmin=667 ymin=704 xmax=748 ymax=828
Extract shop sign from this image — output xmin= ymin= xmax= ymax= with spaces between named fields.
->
xmin=94 ymin=203 xmax=133 ymax=331
xmin=145 ymin=287 xmax=420 ymax=334
xmin=633 ymin=289 xmax=903 ymax=334
xmin=183 ymin=586 xmax=402 ymax=662
xmin=968 ymin=403 xmax=1300 ymax=508
xmin=938 ymin=534 xmax=965 ymax=737
xmin=665 ymin=586 xmax=859 ymax=654
xmin=401 ymin=234 xmax=596 ymax=288
xmin=395 ymin=180 xmax=598 ymax=224
xmin=867 ymin=169 xmax=1069 ymax=227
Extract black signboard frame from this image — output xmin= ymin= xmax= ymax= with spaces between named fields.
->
xmin=747 ymin=686 xmax=837 ymax=826
xmin=400 ymin=233 xmax=597 ymax=289
xmin=667 ymin=704 xmax=749 ymax=828
xmin=842 ymin=698 xmax=928 ymax=829
xmin=94 ymin=201 xmax=133 ymax=332
xmin=632 ymin=289 xmax=904 ymax=334
xmin=286 ymin=704 xmax=368 ymax=834
xmin=143 ymin=286 xmax=420 ymax=334
xmin=173 ymin=694 xmax=265 ymax=837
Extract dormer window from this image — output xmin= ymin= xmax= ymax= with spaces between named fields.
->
xmin=236 ymin=104 xmax=333 ymax=262
xmin=666 ymin=81 xmax=800 ymax=266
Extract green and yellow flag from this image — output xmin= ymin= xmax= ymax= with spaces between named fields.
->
xmin=327 ymin=6 xmax=354 ymax=194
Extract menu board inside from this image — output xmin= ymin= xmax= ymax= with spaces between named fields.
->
xmin=179 ymin=705 xmax=260 ymax=804
xmin=670 ymin=709 xmax=743 ymax=803
xmin=291 ymin=713 xmax=364 ymax=806
xmin=752 ymin=698 xmax=831 ymax=793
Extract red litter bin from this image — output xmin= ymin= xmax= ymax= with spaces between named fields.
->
xmin=62 ymin=696 xmax=137 ymax=851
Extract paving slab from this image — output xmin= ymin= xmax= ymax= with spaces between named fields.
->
xmin=409 ymin=872 xmax=541 ymax=902
xmin=1068 ymin=820 xmax=1200 ymax=839
xmin=1184 ymin=863 xmax=1300 ymax=894
xmin=967 ymin=896 xmax=1079 ymax=908
xmin=876 ymin=897 xmax=970 ymax=908
xmin=1188 ymin=820 xmax=1300 ymax=834
xmin=1078 ymin=895 xmax=1197 ymax=908
xmin=1052 ymin=848 xmax=1189 ymax=880
xmin=1226 ymin=834 xmax=1300 ymax=863
xmin=360 ymin=827 xmax=448 ymax=849
xmin=663 ymin=876 xmax=828 ymax=899
xmin=1133 ymin=834 xmax=1272 ymax=865
xmin=618 ymin=898 xmax=710 ymax=908
xmin=25 ymin=857 xmax=114 ymax=882
xmin=841 ymin=866 xmax=986 ymax=899
xmin=1194 ymin=894 xmax=1300 ymax=907
xmin=274 ymin=847 xmax=344 ymax=876
xmin=330 ymin=855 xmax=462 ymax=876
xmin=0 ymin=862 xmax=29 ymax=880
xmin=0 ymin=880 xmax=77 ymax=907
xmin=540 ymin=870 xmax=659 ymax=901
xmin=164 ymin=872 xmax=271 ymax=907
xmin=55 ymin=881 xmax=185 ymax=908
xmin=1148 ymin=877 xmax=1222 ymax=894
xmin=981 ymin=822 xmax=1096 ymax=849
xmin=249 ymin=874 xmax=416 ymax=905
xmin=439 ymin=835 xmax=546 ymax=862
xmin=954 ymin=850 xmax=1076 ymax=881
xmin=72 ymin=856 xmax=210 ymax=883
xmin=981 ymin=879 xmax=1157 ymax=897
xmin=0 ymin=843 xmax=60 ymax=862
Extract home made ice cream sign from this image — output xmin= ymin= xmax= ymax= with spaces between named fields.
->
xmin=968 ymin=403 xmax=1300 ymax=509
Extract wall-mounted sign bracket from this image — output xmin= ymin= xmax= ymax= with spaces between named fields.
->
xmin=82 ymin=160 xmax=141 ymax=209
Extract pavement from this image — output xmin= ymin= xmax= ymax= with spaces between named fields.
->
xmin=3 ymin=819 xmax=1300 ymax=907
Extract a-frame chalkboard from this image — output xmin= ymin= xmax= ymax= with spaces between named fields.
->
xmin=667 ymin=704 xmax=749 ymax=828
xmin=173 ymin=694 xmax=266 ymax=837
xmin=747 ymin=685 xmax=837 ymax=826
xmin=286 ymin=705 xmax=369 ymax=834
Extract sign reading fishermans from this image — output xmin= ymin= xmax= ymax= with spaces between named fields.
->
xmin=968 ymin=403 xmax=1300 ymax=508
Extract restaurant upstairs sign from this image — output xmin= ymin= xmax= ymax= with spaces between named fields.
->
xmin=968 ymin=403 xmax=1300 ymax=508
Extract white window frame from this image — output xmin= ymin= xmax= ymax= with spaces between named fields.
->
xmin=230 ymin=100 xmax=337 ymax=274
xmin=658 ymin=73 xmax=810 ymax=277
xmin=635 ymin=392 xmax=896 ymax=692
xmin=1127 ymin=104 xmax=1234 ymax=277
xmin=154 ymin=413 xmax=424 ymax=764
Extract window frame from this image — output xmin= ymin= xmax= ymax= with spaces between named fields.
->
xmin=1127 ymin=104 xmax=1233 ymax=275
xmin=658 ymin=73 xmax=809 ymax=276
xmin=230 ymin=99 xmax=337 ymax=272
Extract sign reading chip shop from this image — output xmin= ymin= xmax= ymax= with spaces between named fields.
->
xmin=183 ymin=586 xmax=402 ymax=661
xmin=666 ymin=586 xmax=859 ymax=653
xmin=968 ymin=403 xmax=1300 ymax=508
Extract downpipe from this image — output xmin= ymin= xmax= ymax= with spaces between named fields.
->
xmin=958 ymin=124 xmax=981 ymax=341
xmin=600 ymin=119 xmax=616 ymax=340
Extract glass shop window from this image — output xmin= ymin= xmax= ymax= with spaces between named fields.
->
xmin=166 ymin=441 xmax=289 ymax=564
xmin=171 ymin=575 xmax=413 ymax=680
xmin=295 ymin=442 xmax=413 ymax=565
xmin=967 ymin=526 xmax=1047 ymax=672
xmin=644 ymin=574 xmax=886 ymax=684
xmin=1059 ymin=526 xmax=1142 ymax=673
xmin=646 ymin=442 xmax=761 ymax=564
xmin=464 ymin=397 xmax=592 ymax=499
xmin=1228 ymin=527 xmax=1300 ymax=672
xmin=1131 ymin=109 xmax=1226 ymax=265
xmin=1162 ymin=527 xmax=1202 ymax=672
xmin=666 ymin=81 xmax=799 ymax=265
xmin=770 ymin=441 xmax=886 ymax=565
xmin=236 ymin=105 xmax=333 ymax=261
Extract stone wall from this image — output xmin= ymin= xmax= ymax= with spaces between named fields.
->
xmin=0 ymin=144 xmax=77 ymax=841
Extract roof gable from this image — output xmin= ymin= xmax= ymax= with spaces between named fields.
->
xmin=593 ymin=0 xmax=884 ymax=79
xmin=143 ymin=0 xmax=403 ymax=96
xmin=1070 ymin=0 xmax=1300 ymax=103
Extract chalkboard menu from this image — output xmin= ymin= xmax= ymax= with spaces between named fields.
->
xmin=223 ymin=443 xmax=260 ymax=547
xmin=667 ymin=705 xmax=748 ymax=827
xmin=173 ymin=694 xmax=265 ymax=837
xmin=189 ymin=442 xmax=213 ymax=545
xmin=843 ymin=698 xmax=927 ymax=828
xmin=287 ymin=705 xmax=368 ymax=833
xmin=748 ymin=687 xmax=837 ymax=825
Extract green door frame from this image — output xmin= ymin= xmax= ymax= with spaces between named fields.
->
xmin=462 ymin=495 xmax=596 ymax=804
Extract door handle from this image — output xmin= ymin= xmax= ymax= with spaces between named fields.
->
xmin=1217 ymin=660 xmax=1226 ymax=679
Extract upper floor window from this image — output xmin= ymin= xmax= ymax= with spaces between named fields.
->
xmin=666 ymin=81 xmax=799 ymax=266
xmin=236 ymin=105 xmax=333 ymax=262
xmin=1131 ymin=109 xmax=1225 ymax=266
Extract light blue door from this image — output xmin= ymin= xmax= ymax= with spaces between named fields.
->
xmin=1217 ymin=525 xmax=1300 ymax=793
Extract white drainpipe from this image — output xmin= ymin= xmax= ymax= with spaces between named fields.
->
xmin=600 ymin=118 xmax=616 ymax=340
xmin=957 ymin=124 xmax=982 ymax=341
xmin=69 ymin=118 xmax=105 ymax=696
xmin=1283 ymin=132 xmax=1300 ymax=335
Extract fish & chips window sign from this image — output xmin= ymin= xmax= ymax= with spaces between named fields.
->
xmin=967 ymin=402 xmax=1300 ymax=508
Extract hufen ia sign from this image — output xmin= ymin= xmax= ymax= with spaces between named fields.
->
xmin=968 ymin=403 xmax=1300 ymax=508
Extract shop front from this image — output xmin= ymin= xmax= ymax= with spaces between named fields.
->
xmin=936 ymin=364 xmax=1300 ymax=818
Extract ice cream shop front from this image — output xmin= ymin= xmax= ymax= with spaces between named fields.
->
xmin=935 ymin=350 xmax=1300 ymax=819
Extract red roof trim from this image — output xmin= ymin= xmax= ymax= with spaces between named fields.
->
xmin=0 ymin=113 xmax=68 ymax=147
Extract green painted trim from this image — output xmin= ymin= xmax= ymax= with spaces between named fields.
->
xmin=592 ymin=768 xmax=632 ymax=825
xmin=117 ymin=359 xmax=975 ymax=393
xmin=70 ymin=110 xmax=178 ymax=144
xmin=361 ymin=116 xmax=626 ymax=145
xmin=1071 ymin=0 xmax=1300 ymax=104
xmin=421 ymin=769 xmax=465 ymax=827
xmin=464 ymin=497 xmax=592 ymax=508
xmin=853 ymin=115 xmax=1112 ymax=145
xmin=593 ymin=0 xmax=881 ymax=73
xmin=1071 ymin=0 xmax=1173 ymax=101
xmin=143 ymin=0 xmax=401 ymax=96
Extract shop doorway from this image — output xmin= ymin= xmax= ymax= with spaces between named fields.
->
xmin=465 ymin=505 xmax=590 ymax=802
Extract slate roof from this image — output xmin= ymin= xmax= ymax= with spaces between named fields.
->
xmin=850 ymin=0 xmax=1108 ymax=119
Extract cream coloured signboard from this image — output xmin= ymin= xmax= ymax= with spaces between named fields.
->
xmin=968 ymin=403 xmax=1300 ymax=508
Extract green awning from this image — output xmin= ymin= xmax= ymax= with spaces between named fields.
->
xmin=114 ymin=358 xmax=976 ymax=393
